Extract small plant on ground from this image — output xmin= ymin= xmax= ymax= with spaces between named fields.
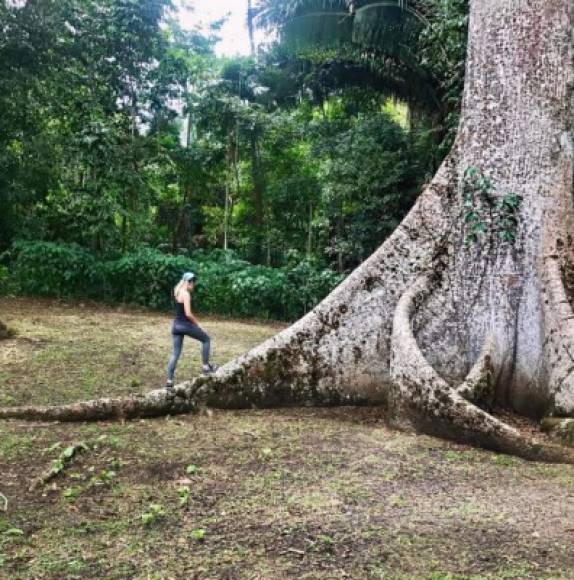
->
xmin=62 ymin=487 xmax=80 ymax=501
xmin=177 ymin=486 xmax=190 ymax=507
xmin=190 ymin=529 xmax=206 ymax=542
xmin=89 ymin=468 xmax=117 ymax=487
xmin=185 ymin=464 xmax=200 ymax=475
xmin=2 ymin=528 xmax=23 ymax=538
xmin=259 ymin=447 xmax=273 ymax=461
xmin=141 ymin=503 xmax=165 ymax=526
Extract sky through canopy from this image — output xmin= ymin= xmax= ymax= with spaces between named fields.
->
xmin=178 ymin=0 xmax=268 ymax=57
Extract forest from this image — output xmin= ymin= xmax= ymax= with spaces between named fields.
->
xmin=0 ymin=0 xmax=468 ymax=320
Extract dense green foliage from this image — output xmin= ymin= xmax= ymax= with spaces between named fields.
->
xmin=0 ymin=0 xmax=468 ymax=319
xmin=255 ymin=0 xmax=469 ymax=155
xmin=6 ymin=241 xmax=341 ymax=320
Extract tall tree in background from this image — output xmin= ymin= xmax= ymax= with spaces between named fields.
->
xmin=246 ymin=1 xmax=267 ymax=263
xmin=4 ymin=0 xmax=574 ymax=463
xmin=247 ymin=0 xmax=256 ymax=57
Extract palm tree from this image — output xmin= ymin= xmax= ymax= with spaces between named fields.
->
xmin=252 ymin=0 xmax=451 ymax=123
xmin=254 ymin=0 xmax=428 ymax=56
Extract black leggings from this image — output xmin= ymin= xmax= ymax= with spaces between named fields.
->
xmin=167 ymin=320 xmax=210 ymax=380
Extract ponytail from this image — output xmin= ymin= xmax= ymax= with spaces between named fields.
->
xmin=173 ymin=280 xmax=186 ymax=299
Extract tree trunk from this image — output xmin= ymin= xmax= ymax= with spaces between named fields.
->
xmin=247 ymin=0 xmax=256 ymax=59
xmin=2 ymin=0 xmax=574 ymax=461
xmin=223 ymin=182 xmax=230 ymax=251
xmin=250 ymin=133 xmax=265 ymax=263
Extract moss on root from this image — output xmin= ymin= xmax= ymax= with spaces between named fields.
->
xmin=472 ymin=368 xmax=496 ymax=411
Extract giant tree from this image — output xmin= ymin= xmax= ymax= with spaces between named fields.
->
xmin=2 ymin=0 xmax=574 ymax=462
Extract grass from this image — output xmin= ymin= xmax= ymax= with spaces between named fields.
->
xmin=1 ymin=297 xmax=574 ymax=579
xmin=0 ymin=296 xmax=280 ymax=406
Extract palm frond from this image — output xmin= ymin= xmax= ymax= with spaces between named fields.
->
xmin=254 ymin=0 xmax=351 ymax=30
xmin=353 ymin=3 xmax=423 ymax=58
xmin=308 ymin=50 xmax=441 ymax=115
xmin=254 ymin=0 xmax=451 ymax=121
xmin=256 ymin=0 xmax=425 ymax=62
xmin=282 ymin=12 xmax=353 ymax=49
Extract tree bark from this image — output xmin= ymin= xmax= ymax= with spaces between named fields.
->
xmin=2 ymin=0 xmax=574 ymax=462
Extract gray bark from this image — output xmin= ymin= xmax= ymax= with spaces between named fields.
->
xmin=1 ymin=0 xmax=574 ymax=462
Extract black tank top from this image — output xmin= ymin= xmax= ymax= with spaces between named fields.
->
xmin=174 ymin=301 xmax=187 ymax=321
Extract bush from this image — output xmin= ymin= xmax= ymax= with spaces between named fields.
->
xmin=103 ymin=247 xmax=193 ymax=310
xmin=10 ymin=241 xmax=104 ymax=298
xmin=0 ymin=264 xmax=17 ymax=296
xmin=7 ymin=241 xmax=343 ymax=321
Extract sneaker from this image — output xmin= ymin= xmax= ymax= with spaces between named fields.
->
xmin=202 ymin=364 xmax=219 ymax=376
xmin=165 ymin=380 xmax=174 ymax=390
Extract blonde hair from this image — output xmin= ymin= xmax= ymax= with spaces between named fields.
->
xmin=173 ymin=280 xmax=187 ymax=299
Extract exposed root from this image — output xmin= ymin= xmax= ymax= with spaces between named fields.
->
xmin=541 ymin=252 xmax=574 ymax=416
xmin=0 ymin=345 xmax=369 ymax=423
xmin=0 ymin=389 xmax=198 ymax=422
xmin=539 ymin=131 xmax=574 ymax=416
xmin=390 ymin=273 xmax=574 ymax=464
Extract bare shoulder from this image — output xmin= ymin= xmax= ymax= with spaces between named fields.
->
xmin=174 ymin=290 xmax=188 ymax=304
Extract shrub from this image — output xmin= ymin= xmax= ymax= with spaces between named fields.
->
xmin=10 ymin=241 xmax=104 ymax=299
xmin=103 ymin=247 xmax=193 ymax=309
xmin=0 ymin=264 xmax=17 ymax=296
xmin=7 ymin=241 xmax=343 ymax=321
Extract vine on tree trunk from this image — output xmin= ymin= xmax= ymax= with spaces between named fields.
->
xmin=462 ymin=167 xmax=521 ymax=245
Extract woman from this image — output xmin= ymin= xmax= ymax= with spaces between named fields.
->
xmin=165 ymin=272 xmax=218 ymax=389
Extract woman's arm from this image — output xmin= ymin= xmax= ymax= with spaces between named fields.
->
xmin=183 ymin=292 xmax=201 ymax=326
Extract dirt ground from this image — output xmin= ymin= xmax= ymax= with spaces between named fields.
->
xmin=1 ymin=297 xmax=573 ymax=579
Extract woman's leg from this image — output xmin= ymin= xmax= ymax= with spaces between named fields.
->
xmin=184 ymin=325 xmax=211 ymax=366
xmin=167 ymin=334 xmax=184 ymax=381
